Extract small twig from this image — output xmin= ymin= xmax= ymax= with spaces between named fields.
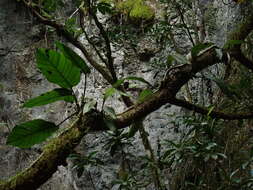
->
xmin=175 ymin=2 xmax=195 ymax=46
xmin=56 ymin=111 xmax=78 ymax=127
xmin=81 ymin=74 xmax=87 ymax=108
xmin=71 ymin=88 xmax=80 ymax=111
xmin=87 ymin=171 xmax=97 ymax=190
xmin=79 ymin=10 xmax=108 ymax=65
xmin=86 ymin=0 xmax=117 ymax=82
xmin=69 ymin=8 xmax=80 ymax=19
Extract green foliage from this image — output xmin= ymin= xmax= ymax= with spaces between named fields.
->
xmin=36 ymin=48 xmax=81 ymax=89
xmin=137 ymin=89 xmax=153 ymax=103
xmin=191 ymin=43 xmax=214 ymax=58
xmin=69 ymin=151 xmax=104 ymax=178
xmin=167 ymin=53 xmax=188 ymax=65
xmin=40 ymin=0 xmax=64 ymax=13
xmin=97 ymin=2 xmax=114 ymax=14
xmin=117 ymin=0 xmax=154 ymax=20
xmin=22 ymin=88 xmax=75 ymax=108
xmin=103 ymin=129 xmax=132 ymax=156
xmin=83 ymin=99 xmax=97 ymax=114
xmin=205 ymin=68 xmax=253 ymax=105
xmin=162 ymin=115 xmax=253 ymax=189
xmin=64 ymin=18 xmax=82 ymax=38
xmin=7 ymin=119 xmax=58 ymax=148
xmin=205 ymin=75 xmax=241 ymax=101
xmin=113 ymin=76 xmax=152 ymax=88
xmin=112 ymin=174 xmax=140 ymax=190
xmin=103 ymin=76 xmax=151 ymax=101
xmin=224 ymin=39 xmax=245 ymax=50
xmin=103 ymin=106 xmax=117 ymax=119
xmin=56 ymin=42 xmax=90 ymax=74
xmin=148 ymin=21 xmax=171 ymax=45
xmin=104 ymin=87 xmax=131 ymax=101
xmin=7 ymin=42 xmax=88 ymax=148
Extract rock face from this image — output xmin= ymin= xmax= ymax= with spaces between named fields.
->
xmin=0 ymin=0 xmax=250 ymax=190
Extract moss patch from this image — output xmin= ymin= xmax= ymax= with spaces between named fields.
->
xmin=116 ymin=0 xmax=154 ymax=20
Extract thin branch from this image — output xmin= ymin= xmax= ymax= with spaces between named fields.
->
xmin=172 ymin=98 xmax=253 ymax=120
xmin=86 ymin=0 xmax=117 ymax=82
xmin=174 ymin=2 xmax=195 ymax=46
xmin=79 ymin=10 xmax=108 ymax=65
xmin=57 ymin=111 xmax=78 ymax=127
xmin=81 ymin=74 xmax=88 ymax=108
xmin=71 ymin=88 xmax=80 ymax=111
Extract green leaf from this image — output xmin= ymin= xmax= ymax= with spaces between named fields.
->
xmin=36 ymin=48 xmax=81 ymax=89
xmin=224 ymin=40 xmax=244 ymax=50
xmin=166 ymin=55 xmax=175 ymax=65
xmin=113 ymin=76 xmax=152 ymax=88
xmin=104 ymin=106 xmax=116 ymax=119
xmin=56 ymin=42 xmax=90 ymax=74
xmin=124 ymin=76 xmax=152 ymax=86
xmin=83 ymin=100 xmax=97 ymax=114
xmin=104 ymin=118 xmax=116 ymax=131
xmin=205 ymin=75 xmax=240 ymax=100
xmin=207 ymin=106 xmax=215 ymax=116
xmin=6 ymin=119 xmax=58 ymax=148
xmin=104 ymin=87 xmax=132 ymax=101
xmin=42 ymin=0 xmax=57 ymax=12
xmin=137 ymin=89 xmax=153 ymax=103
xmin=191 ymin=43 xmax=214 ymax=58
xmin=23 ymin=88 xmax=75 ymax=108
xmin=104 ymin=87 xmax=117 ymax=100
xmin=97 ymin=2 xmax=113 ymax=14
xmin=166 ymin=53 xmax=188 ymax=65
xmin=128 ymin=123 xmax=139 ymax=138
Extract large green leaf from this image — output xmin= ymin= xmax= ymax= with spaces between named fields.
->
xmin=36 ymin=48 xmax=81 ymax=89
xmin=23 ymin=88 xmax=75 ymax=108
xmin=56 ymin=42 xmax=90 ymax=74
xmin=6 ymin=119 xmax=59 ymax=148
